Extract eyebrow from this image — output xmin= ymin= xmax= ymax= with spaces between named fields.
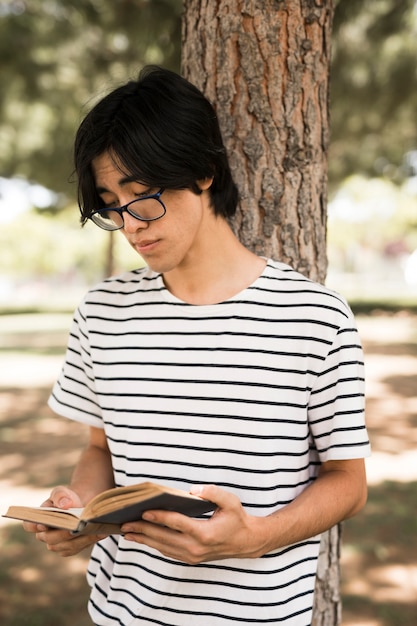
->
xmin=96 ymin=176 xmax=150 ymax=195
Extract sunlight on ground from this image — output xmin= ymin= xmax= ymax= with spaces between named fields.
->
xmin=366 ymin=450 xmax=417 ymax=484
xmin=0 ymin=353 xmax=64 ymax=387
xmin=368 ymin=564 xmax=417 ymax=603
xmin=356 ymin=314 xmax=416 ymax=344
xmin=343 ymin=548 xmax=417 ymax=603
xmin=357 ymin=316 xmax=417 ymax=486
xmin=19 ymin=567 xmax=42 ymax=583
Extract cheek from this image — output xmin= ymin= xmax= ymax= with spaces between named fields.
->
xmin=168 ymin=202 xmax=203 ymax=237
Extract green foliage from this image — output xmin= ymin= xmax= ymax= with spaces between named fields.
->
xmin=0 ymin=0 xmax=182 ymax=195
xmin=331 ymin=0 xmax=417 ymax=187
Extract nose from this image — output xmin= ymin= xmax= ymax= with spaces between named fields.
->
xmin=122 ymin=210 xmax=149 ymax=234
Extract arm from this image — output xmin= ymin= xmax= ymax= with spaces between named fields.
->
xmin=120 ymin=458 xmax=367 ymax=564
xmin=23 ymin=426 xmax=115 ymax=557
xmin=257 ymin=457 xmax=367 ymax=552
xmin=66 ymin=425 xmax=115 ymax=505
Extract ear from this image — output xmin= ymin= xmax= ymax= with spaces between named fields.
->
xmin=197 ymin=177 xmax=214 ymax=191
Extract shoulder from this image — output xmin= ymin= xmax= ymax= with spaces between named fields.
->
xmin=77 ymin=266 xmax=163 ymax=311
xmin=259 ymin=259 xmax=355 ymax=328
xmin=92 ymin=265 xmax=157 ymax=290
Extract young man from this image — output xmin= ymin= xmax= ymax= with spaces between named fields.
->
xmin=24 ymin=66 xmax=370 ymax=625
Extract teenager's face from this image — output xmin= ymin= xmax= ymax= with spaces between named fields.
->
xmin=92 ymin=152 xmax=213 ymax=275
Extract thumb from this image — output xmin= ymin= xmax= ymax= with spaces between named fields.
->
xmin=190 ymin=484 xmax=238 ymax=510
xmin=49 ymin=485 xmax=83 ymax=509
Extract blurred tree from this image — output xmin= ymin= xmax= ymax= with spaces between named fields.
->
xmin=328 ymin=175 xmax=417 ymax=265
xmin=0 ymin=0 xmax=182 ymax=196
xmin=330 ymin=0 xmax=417 ymax=189
xmin=0 ymin=204 xmax=143 ymax=284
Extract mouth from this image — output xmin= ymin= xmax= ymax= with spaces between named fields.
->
xmin=132 ymin=239 xmax=160 ymax=254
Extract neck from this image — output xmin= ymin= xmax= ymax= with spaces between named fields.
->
xmin=163 ymin=221 xmax=266 ymax=305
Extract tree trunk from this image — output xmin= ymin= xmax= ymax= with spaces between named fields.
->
xmin=181 ymin=0 xmax=332 ymax=283
xmin=182 ymin=0 xmax=339 ymax=623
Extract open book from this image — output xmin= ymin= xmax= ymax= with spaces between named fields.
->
xmin=3 ymin=482 xmax=216 ymax=535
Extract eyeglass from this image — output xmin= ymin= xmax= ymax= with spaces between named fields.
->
xmin=89 ymin=188 xmax=166 ymax=231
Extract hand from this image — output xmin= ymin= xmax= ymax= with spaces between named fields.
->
xmin=121 ymin=485 xmax=272 ymax=564
xmin=22 ymin=485 xmax=109 ymax=557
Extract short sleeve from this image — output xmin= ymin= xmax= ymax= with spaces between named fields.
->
xmin=48 ymin=305 xmax=104 ymax=428
xmin=308 ymin=310 xmax=371 ymax=462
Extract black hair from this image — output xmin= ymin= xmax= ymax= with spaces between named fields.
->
xmin=74 ymin=65 xmax=239 ymax=223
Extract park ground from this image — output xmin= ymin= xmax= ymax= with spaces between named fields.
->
xmin=0 ymin=311 xmax=416 ymax=626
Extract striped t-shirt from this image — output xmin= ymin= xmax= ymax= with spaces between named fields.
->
xmin=48 ymin=259 xmax=370 ymax=626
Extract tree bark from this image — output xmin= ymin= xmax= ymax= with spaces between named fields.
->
xmin=182 ymin=1 xmax=339 ymax=623
xmin=182 ymin=0 xmax=332 ymax=283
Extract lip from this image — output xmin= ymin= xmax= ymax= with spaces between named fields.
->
xmin=133 ymin=239 xmax=160 ymax=254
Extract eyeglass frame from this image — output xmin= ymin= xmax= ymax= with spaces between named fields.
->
xmin=88 ymin=188 xmax=166 ymax=231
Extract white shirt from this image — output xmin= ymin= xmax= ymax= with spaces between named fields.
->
xmin=49 ymin=259 xmax=370 ymax=625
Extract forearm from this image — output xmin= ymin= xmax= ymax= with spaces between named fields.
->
xmin=69 ymin=427 xmax=115 ymax=505
xmin=257 ymin=458 xmax=367 ymax=554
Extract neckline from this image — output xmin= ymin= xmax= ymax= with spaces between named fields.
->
xmin=158 ymin=258 xmax=270 ymax=307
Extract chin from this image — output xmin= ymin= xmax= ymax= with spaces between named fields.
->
xmin=144 ymin=258 xmax=175 ymax=275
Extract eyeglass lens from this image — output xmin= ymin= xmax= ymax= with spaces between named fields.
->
xmin=92 ymin=196 xmax=165 ymax=231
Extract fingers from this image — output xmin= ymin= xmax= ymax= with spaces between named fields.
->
xmin=40 ymin=498 xmax=54 ymax=507
xmin=190 ymin=483 xmax=239 ymax=510
xmin=22 ymin=486 xmax=82 ymax=535
xmin=22 ymin=487 xmax=83 ymax=537
xmin=21 ymin=486 xmax=101 ymax=557
xmin=49 ymin=485 xmax=83 ymax=509
xmin=22 ymin=521 xmax=48 ymax=534
xmin=122 ymin=518 xmax=200 ymax=563
xmin=122 ymin=484 xmax=234 ymax=539
xmin=35 ymin=528 xmax=104 ymax=557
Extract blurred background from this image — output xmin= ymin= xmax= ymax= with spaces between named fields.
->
xmin=0 ymin=1 xmax=416 ymax=625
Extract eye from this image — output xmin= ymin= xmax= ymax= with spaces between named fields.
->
xmin=100 ymin=196 xmax=118 ymax=209
xmin=134 ymin=187 xmax=156 ymax=199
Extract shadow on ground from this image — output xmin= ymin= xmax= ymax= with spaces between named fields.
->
xmin=0 ymin=386 xmax=88 ymax=489
xmin=341 ymin=480 xmax=417 ymax=626
xmin=0 ymin=383 xmax=91 ymax=625
xmin=1 ymin=523 xmax=91 ymax=626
